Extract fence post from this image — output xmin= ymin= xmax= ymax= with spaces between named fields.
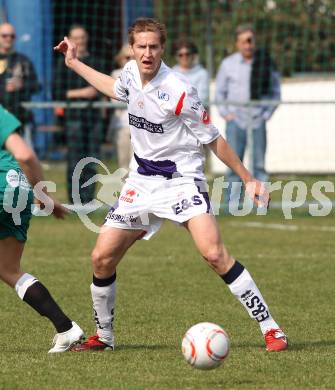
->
xmin=247 ymin=102 xmax=253 ymax=176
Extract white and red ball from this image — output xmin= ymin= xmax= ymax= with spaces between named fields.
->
xmin=182 ymin=322 xmax=230 ymax=370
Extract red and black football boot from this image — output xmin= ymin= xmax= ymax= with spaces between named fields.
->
xmin=71 ymin=335 xmax=114 ymax=352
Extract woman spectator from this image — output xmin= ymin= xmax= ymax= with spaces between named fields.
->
xmin=173 ymin=39 xmax=209 ymax=106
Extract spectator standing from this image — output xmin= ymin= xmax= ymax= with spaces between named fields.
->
xmin=173 ymin=39 xmax=209 ymax=106
xmin=108 ymin=44 xmax=133 ymax=169
xmin=0 ymin=23 xmax=40 ymax=134
xmin=215 ymin=24 xmax=280 ymax=205
xmin=54 ymin=25 xmax=103 ymax=204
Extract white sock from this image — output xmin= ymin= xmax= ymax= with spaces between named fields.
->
xmin=90 ymin=274 xmax=116 ymax=346
xmin=15 ymin=273 xmax=38 ymax=299
xmin=223 ymin=263 xmax=280 ymax=335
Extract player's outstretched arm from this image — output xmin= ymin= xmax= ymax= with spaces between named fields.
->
xmin=54 ymin=37 xmax=117 ymax=99
xmin=208 ymin=135 xmax=269 ymax=207
xmin=5 ymin=133 xmax=69 ymax=219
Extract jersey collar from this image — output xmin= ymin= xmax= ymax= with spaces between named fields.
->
xmin=134 ymin=60 xmax=169 ymax=92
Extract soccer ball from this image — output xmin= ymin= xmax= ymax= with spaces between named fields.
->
xmin=182 ymin=322 xmax=230 ymax=370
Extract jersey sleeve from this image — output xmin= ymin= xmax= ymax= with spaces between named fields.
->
xmin=175 ymin=85 xmax=220 ymax=144
xmin=113 ymin=67 xmax=129 ymax=103
xmin=0 ymin=106 xmax=21 ymax=149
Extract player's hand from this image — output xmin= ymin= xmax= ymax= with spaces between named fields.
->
xmin=53 ymin=36 xmax=78 ymax=68
xmin=35 ymin=196 xmax=70 ymax=219
xmin=51 ymin=199 xmax=70 ymax=219
xmin=245 ymin=179 xmax=270 ymax=208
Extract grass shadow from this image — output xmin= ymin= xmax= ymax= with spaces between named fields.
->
xmin=288 ymin=339 xmax=335 ymax=351
xmin=2 ymin=344 xmax=172 ymax=354
xmin=233 ymin=339 xmax=335 ymax=351
xmin=116 ymin=344 xmax=172 ymax=351
xmin=232 ymin=342 xmax=263 ymax=349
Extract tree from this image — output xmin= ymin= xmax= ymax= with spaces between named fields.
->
xmin=154 ymin=0 xmax=335 ymax=76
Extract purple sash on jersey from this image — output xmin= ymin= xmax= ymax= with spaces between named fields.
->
xmin=134 ymin=153 xmax=180 ymax=179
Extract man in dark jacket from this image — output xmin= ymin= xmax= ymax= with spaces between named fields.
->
xmin=0 ymin=23 xmax=40 ymax=131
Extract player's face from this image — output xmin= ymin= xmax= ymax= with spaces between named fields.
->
xmin=0 ymin=24 xmax=16 ymax=51
xmin=131 ymin=31 xmax=164 ymax=81
xmin=236 ymin=31 xmax=255 ymax=60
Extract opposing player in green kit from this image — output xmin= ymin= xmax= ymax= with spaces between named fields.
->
xmin=0 ymin=105 xmax=84 ymax=353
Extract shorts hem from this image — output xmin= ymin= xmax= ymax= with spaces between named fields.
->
xmin=103 ymin=220 xmax=145 ymax=232
xmin=0 ymin=231 xmax=27 ymax=242
xmin=153 ymin=210 xmax=213 ymax=225
xmin=103 ymin=219 xmax=160 ymax=240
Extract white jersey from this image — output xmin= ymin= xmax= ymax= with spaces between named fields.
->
xmin=113 ymin=60 xmax=220 ymax=181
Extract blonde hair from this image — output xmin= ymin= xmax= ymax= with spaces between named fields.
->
xmin=128 ymin=17 xmax=166 ymax=46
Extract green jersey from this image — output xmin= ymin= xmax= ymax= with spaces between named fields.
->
xmin=0 ymin=105 xmax=21 ymax=172
xmin=0 ymin=105 xmax=33 ymax=242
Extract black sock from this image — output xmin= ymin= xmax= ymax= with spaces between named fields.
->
xmin=220 ymin=261 xmax=245 ymax=284
xmin=23 ymin=282 xmax=72 ymax=333
xmin=93 ymin=273 xmax=116 ymax=287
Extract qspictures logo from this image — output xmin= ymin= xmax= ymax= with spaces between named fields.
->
xmin=71 ymin=158 xmax=128 ymax=233
xmin=3 ymin=158 xmax=335 ymax=233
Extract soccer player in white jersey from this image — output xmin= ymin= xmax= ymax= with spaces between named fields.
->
xmin=54 ymin=17 xmax=287 ymax=352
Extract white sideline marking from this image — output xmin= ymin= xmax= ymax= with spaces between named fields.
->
xmin=227 ymin=221 xmax=335 ymax=232
xmin=268 ymin=201 xmax=335 ymax=209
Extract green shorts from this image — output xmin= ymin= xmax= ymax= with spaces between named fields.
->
xmin=0 ymin=169 xmax=34 ymax=242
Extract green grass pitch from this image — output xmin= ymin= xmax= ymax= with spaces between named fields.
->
xmin=0 ymin=208 xmax=334 ymax=389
